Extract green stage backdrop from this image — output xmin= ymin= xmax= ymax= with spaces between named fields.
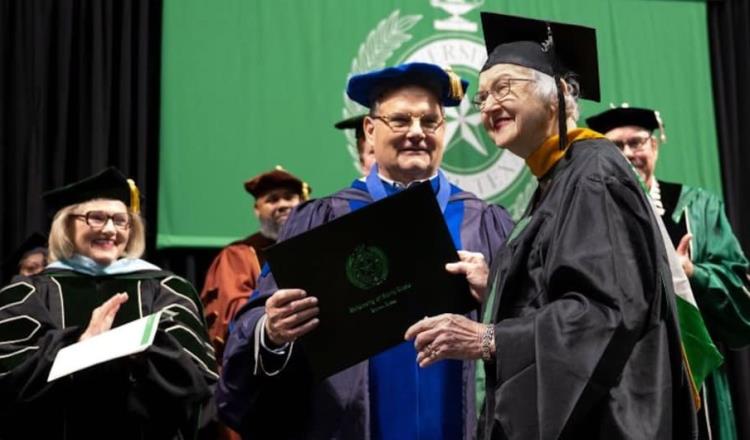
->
xmin=158 ymin=0 xmax=721 ymax=248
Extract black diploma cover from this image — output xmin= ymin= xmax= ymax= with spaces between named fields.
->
xmin=265 ymin=182 xmax=475 ymax=380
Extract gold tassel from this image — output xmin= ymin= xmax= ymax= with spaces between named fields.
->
xmin=444 ymin=66 xmax=464 ymax=101
xmin=127 ymin=179 xmax=141 ymax=214
xmin=302 ymin=182 xmax=311 ymax=201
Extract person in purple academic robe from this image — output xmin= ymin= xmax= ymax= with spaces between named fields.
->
xmin=216 ymin=62 xmax=514 ymax=440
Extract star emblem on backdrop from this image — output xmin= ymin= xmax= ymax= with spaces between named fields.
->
xmin=444 ymin=98 xmax=487 ymax=156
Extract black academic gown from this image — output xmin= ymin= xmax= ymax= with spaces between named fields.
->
xmin=479 ymin=138 xmax=698 ymax=440
xmin=0 ymin=268 xmax=218 ymax=439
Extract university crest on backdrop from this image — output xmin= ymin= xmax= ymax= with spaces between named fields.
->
xmin=339 ymin=0 xmax=536 ymax=218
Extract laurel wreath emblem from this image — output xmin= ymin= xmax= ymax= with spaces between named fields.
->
xmin=340 ymin=10 xmax=422 ymax=167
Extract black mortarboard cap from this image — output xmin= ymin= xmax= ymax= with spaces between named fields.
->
xmin=480 ymin=12 xmax=600 ymax=102
xmin=1 ymin=232 xmax=47 ymax=281
xmin=42 ymin=167 xmax=141 ymax=216
xmin=586 ymin=107 xmax=661 ymax=134
xmin=334 ymin=115 xmax=366 ymax=141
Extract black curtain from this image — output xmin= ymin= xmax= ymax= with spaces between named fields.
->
xmin=0 ymin=0 xmax=216 ymax=286
xmin=708 ymin=1 xmax=750 ymax=438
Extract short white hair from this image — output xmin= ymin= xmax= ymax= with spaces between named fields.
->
xmin=530 ymin=69 xmax=581 ymax=122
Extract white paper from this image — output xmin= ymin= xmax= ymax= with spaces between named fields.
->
xmin=47 ymin=311 xmax=163 ymax=382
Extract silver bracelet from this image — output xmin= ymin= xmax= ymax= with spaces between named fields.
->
xmin=481 ymin=324 xmax=495 ymax=361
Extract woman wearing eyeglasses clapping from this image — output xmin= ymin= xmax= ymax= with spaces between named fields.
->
xmin=0 ymin=167 xmax=218 ymax=439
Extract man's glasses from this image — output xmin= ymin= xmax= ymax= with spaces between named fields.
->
xmin=72 ymin=211 xmax=131 ymax=230
xmin=371 ymin=113 xmax=444 ymax=134
xmin=471 ymin=78 xmax=535 ymax=110
xmin=611 ymin=136 xmax=652 ymax=152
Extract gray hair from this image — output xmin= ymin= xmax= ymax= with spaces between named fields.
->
xmin=530 ymin=69 xmax=581 ymax=122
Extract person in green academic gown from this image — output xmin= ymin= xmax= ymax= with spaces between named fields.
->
xmin=405 ymin=12 xmax=699 ymax=439
xmin=0 ymin=167 xmax=218 ymax=439
xmin=587 ymin=105 xmax=750 ymax=440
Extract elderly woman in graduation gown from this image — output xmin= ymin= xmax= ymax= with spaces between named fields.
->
xmin=406 ymin=12 xmax=699 ymax=440
xmin=0 ymin=168 xmax=218 ymax=439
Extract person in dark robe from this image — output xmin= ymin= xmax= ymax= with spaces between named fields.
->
xmin=216 ymin=62 xmax=514 ymax=439
xmin=1 ymin=232 xmax=48 ymax=283
xmin=335 ymin=114 xmax=376 ymax=176
xmin=200 ymin=167 xmax=310 ymax=360
xmin=587 ymin=105 xmax=750 ymax=440
xmin=405 ymin=13 xmax=699 ymax=440
xmin=0 ymin=167 xmax=218 ymax=439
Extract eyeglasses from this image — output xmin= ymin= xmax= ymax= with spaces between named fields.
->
xmin=611 ymin=136 xmax=652 ymax=152
xmin=72 ymin=211 xmax=131 ymax=230
xmin=371 ymin=113 xmax=444 ymax=134
xmin=471 ymin=77 xmax=535 ymax=110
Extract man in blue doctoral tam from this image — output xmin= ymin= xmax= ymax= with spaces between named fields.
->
xmin=216 ymin=62 xmax=514 ymax=439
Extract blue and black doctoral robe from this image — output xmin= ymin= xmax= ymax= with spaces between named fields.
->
xmin=217 ymin=175 xmax=514 ymax=440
